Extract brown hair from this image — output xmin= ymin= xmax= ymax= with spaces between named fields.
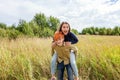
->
xmin=58 ymin=21 xmax=71 ymax=33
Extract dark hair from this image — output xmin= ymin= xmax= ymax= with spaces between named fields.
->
xmin=58 ymin=21 xmax=71 ymax=32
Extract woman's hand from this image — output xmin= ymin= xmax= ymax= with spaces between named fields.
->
xmin=65 ymin=42 xmax=71 ymax=46
xmin=51 ymin=41 xmax=57 ymax=48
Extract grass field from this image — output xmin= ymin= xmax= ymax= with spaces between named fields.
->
xmin=0 ymin=35 xmax=120 ymax=80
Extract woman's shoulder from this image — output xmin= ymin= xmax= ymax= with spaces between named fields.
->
xmin=68 ymin=32 xmax=76 ymax=36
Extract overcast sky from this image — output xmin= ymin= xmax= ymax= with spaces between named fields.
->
xmin=0 ymin=0 xmax=120 ymax=32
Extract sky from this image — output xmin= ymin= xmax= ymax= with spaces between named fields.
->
xmin=0 ymin=0 xmax=120 ymax=32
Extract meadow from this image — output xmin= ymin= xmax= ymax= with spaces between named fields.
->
xmin=0 ymin=35 xmax=120 ymax=80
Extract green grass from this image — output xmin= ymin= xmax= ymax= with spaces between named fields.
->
xmin=0 ymin=35 xmax=120 ymax=80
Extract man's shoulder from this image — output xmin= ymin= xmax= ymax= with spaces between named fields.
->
xmin=64 ymin=45 xmax=74 ymax=49
xmin=70 ymin=45 xmax=78 ymax=49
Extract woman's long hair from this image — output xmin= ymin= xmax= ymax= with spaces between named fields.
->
xmin=58 ymin=21 xmax=71 ymax=33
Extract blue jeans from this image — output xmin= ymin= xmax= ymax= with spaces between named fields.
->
xmin=51 ymin=52 xmax=78 ymax=77
xmin=57 ymin=61 xmax=73 ymax=80
xmin=51 ymin=53 xmax=57 ymax=75
xmin=70 ymin=52 xmax=78 ymax=77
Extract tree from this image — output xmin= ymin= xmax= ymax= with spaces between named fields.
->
xmin=82 ymin=28 xmax=87 ymax=34
xmin=99 ymin=27 xmax=107 ymax=35
xmin=94 ymin=27 xmax=99 ymax=35
xmin=42 ymin=27 xmax=54 ymax=37
xmin=17 ymin=19 xmax=34 ymax=36
xmin=29 ymin=20 xmax=39 ymax=36
xmin=0 ymin=28 xmax=6 ymax=37
xmin=71 ymin=29 xmax=79 ymax=35
xmin=88 ymin=28 xmax=94 ymax=34
xmin=48 ymin=16 xmax=60 ymax=32
xmin=112 ymin=26 xmax=120 ymax=35
xmin=8 ymin=24 xmax=16 ymax=30
xmin=34 ymin=13 xmax=47 ymax=29
xmin=6 ymin=29 xmax=20 ymax=40
xmin=106 ymin=28 xmax=112 ymax=35
xmin=0 ymin=23 xmax=7 ymax=29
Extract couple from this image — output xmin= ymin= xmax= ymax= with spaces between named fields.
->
xmin=51 ymin=22 xmax=79 ymax=80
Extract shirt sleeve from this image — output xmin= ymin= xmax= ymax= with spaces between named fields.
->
xmin=70 ymin=32 xmax=78 ymax=44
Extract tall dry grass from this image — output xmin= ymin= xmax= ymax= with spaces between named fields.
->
xmin=76 ymin=35 xmax=120 ymax=80
xmin=0 ymin=37 xmax=52 ymax=80
xmin=0 ymin=35 xmax=120 ymax=80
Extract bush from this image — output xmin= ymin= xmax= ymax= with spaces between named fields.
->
xmin=6 ymin=29 xmax=21 ymax=40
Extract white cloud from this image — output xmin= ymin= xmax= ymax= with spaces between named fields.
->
xmin=0 ymin=0 xmax=120 ymax=32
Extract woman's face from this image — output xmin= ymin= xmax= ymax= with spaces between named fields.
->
xmin=61 ymin=24 xmax=69 ymax=35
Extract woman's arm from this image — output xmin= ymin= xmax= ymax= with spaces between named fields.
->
xmin=51 ymin=41 xmax=56 ymax=48
xmin=65 ymin=42 xmax=71 ymax=46
xmin=70 ymin=32 xmax=78 ymax=44
xmin=64 ymin=32 xmax=78 ymax=46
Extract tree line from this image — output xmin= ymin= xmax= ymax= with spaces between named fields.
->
xmin=0 ymin=12 xmax=120 ymax=40
xmin=0 ymin=13 xmax=60 ymax=40
xmin=82 ymin=26 xmax=120 ymax=35
xmin=0 ymin=13 xmax=80 ymax=40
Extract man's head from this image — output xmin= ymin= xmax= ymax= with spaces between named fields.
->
xmin=53 ymin=31 xmax=64 ymax=46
